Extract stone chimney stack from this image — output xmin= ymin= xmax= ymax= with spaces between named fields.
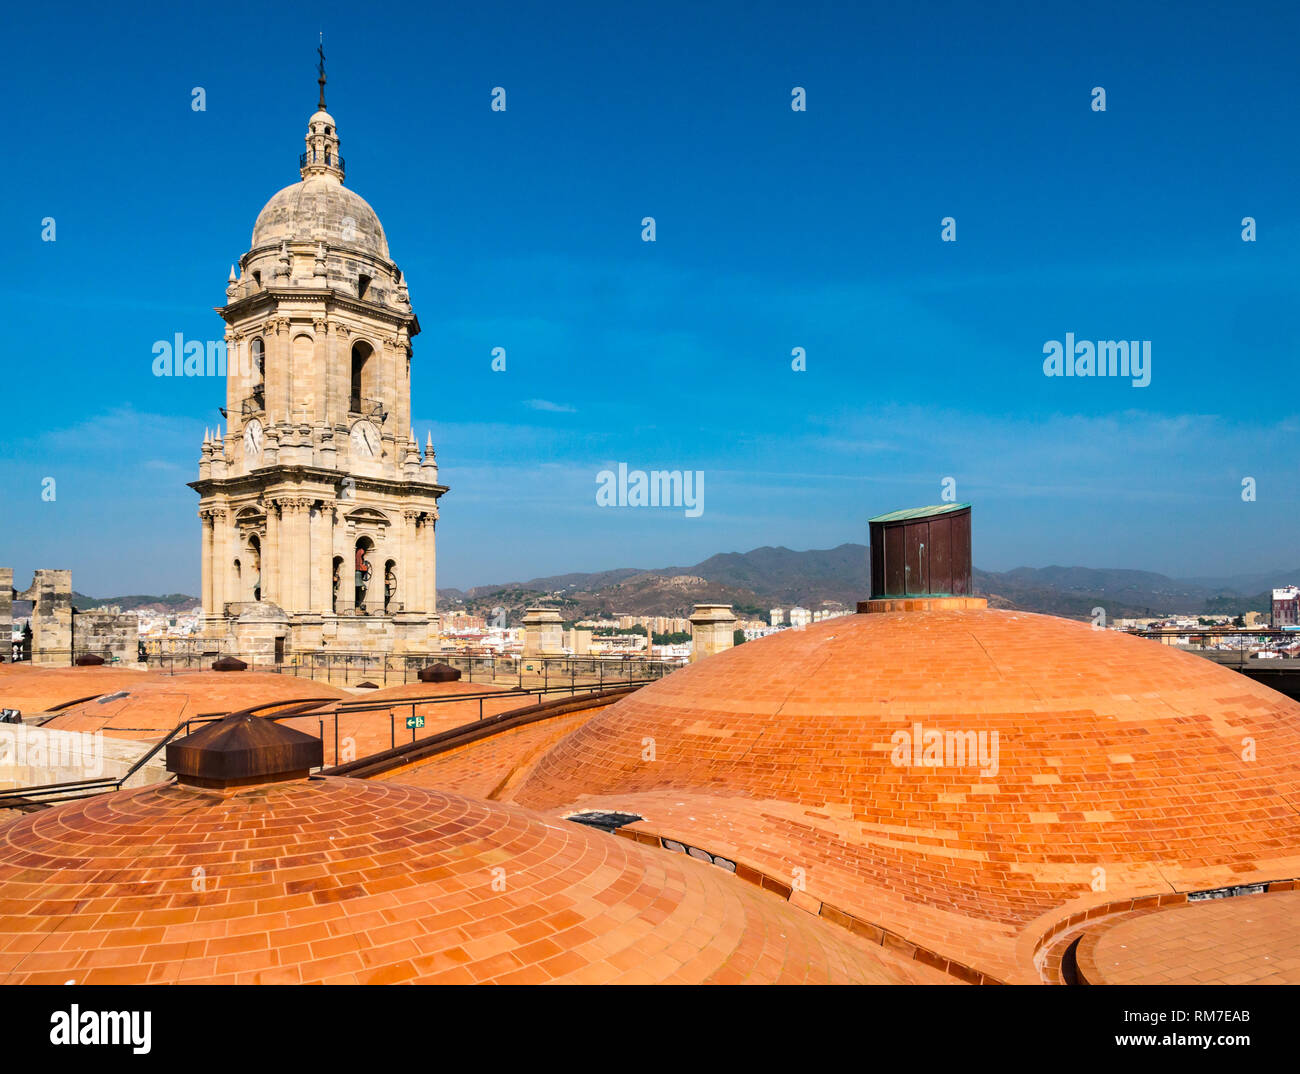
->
xmin=688 ymin=603 xmax=737 ymax=663
xmin=521 ymin=606 xmax=564 ymax=658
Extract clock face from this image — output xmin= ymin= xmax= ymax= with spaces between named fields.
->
xmin=243 ymin=419 xmax=263 ymax=460
xmin=351 ymin=420 xmax=379 ymax=459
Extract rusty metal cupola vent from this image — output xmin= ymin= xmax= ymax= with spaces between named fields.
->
xmin=166 ymin=710 xmax=324 ymax=789
xmin=869 ymin=503 xmax=973 ymax=600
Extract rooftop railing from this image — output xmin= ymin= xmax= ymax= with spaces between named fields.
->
xmin=300 ymin=151 xmax=344 ymax=172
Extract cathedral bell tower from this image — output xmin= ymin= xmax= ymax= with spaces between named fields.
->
xmin=190 ymin=54 xmax=447 ymax=660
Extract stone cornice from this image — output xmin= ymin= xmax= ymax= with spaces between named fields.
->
xmin=219 ymin=289 xmax=419 ymax=338
xmin=189 ymin=466 xmax=447 ymax=501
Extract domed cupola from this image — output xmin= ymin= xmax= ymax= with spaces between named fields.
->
xmin=246 ymin=49 xmax=390 ymax=260
xmin=300 ymin=110 xmax=344 ymax=182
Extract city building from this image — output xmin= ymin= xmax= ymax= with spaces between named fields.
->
xmin=1272 ymin=586 xmax=1300 ymax=629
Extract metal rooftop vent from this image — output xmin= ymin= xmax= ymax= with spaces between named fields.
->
xmin=166 ymin=710 xmax=323 ymax=789
xmin=869 ymin=503 xmax=972 ymax=599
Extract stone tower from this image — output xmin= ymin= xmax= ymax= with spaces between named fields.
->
xmin=190 ymin=70 xmax=447 ymax=658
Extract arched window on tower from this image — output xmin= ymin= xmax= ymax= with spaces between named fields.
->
xmin=250 ymin=337 xmax=265 ymax=407
xmin=248 ymin=536 xmax=262 ymax=602
xmin=332 ymin=556 xmax=344 ymax=613
xmin=354 ymin=538 xmax=374 ymax=614
xmin=384 ymin=559 xmax=396 ymax=613
xmin=350 ymin=341 xmax=373 ymax=414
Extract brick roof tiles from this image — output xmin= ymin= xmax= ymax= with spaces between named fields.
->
xmin=507 ymin=609 xmax=1300 ymax=981
xmin=0 ymin=774 xmax=939 ymax=984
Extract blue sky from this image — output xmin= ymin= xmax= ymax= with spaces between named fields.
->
xmin=1 ymin=0 xmax=1298 ymax=595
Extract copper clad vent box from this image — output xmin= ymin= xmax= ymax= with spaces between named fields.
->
xmin=869 ymin=504 xmax=972 ymax=599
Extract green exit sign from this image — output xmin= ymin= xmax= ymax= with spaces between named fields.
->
xmin=406 ymin=715 xmax=425 ymax=730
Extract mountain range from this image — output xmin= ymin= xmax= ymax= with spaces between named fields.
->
xmin=440 ymin=544 xmax=1286 ymax=623
xmin=19 ymin=547 xmax=1285 ymax=624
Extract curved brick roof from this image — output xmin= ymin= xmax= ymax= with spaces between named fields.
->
xmin=1076 ymin=890 xmax=1300 ymax=984
xmin=37 ymin=672 xmax=345 ymax=740
xmin=512 ymin=608 xmax=1300 ymax=982
xmin=0 ymin=775 xmax=937 ymax=984
xmin=0 ymin=665 xmax=157 ymax=715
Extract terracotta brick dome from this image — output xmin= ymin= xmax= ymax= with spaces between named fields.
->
xmin=0 ymin=774 xmax=934 ymax=984
xmin=1074 ymin=890 xmax=1300 ymax=985
xmin=512 ymin=607 xmax=1300 ymax=982
xmin=38 ymin=673 xmax=345 ymax=740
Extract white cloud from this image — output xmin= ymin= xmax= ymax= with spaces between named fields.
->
xmin=523 ymin=399 xmax=577 ymax=413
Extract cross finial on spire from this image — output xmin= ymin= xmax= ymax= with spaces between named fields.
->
xmin=317 ymin=34 xmax=327 ymax=111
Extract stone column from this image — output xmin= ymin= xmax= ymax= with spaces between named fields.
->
xmin=379 ymin=336 xmax=394 ymax=435
xmin=401 ymin=510 xmax=420 ymax=611
xmin=296 ymin=498 xmax=313 ymax=612
xmin=393 ymin=330 xmax=411 ymax=438
xmin=224 ymin=329 xmax=242 ymax=431
xmin=277 ymin=499 xmax=299 ymax=612
xmin=425 ymin=510 xmax=438 ymax=615
xmin=333 ymin=322 xmax=351 ymax=421
xmin=323 ymin=319 xmax=337 ymax=423
xmin=264 ymin=498 xmax=280 ymax=605
xmin=275 ymin=317 xmax=293 ymax=420
xmin=309 ymin=502 xmax=328 ymax=613
xmin=312 ymin=318 xmax=329 ymax=426
xmin=199 ymin=509 xmax=214 ymax=614
xmin=689 ymin=604 xmax=737 ymax=663
xmin=210 ymin=509 xmax=228 ymax=618
xmin=300 ymin=500 xmax=316 ymax=612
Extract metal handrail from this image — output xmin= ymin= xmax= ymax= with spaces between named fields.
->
xmin=300 ymin=151 xmax=345 ymax=171
xmin=0 ymin=698 xmax=334 ymax=808
xmin=0 ymin=677 xmax=661 ymax=808
xmin=0 ymin=718 xmax=196 ymax=806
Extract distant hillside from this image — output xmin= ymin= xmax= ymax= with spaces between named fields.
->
xmin=975 ymin=565 xmax=1276 ymax=619
xmin=14 ymin=555 xmax=1278 ymax=626
xmin=12 ymin=592 xmax=200 ymax=617
xmin=440 ymin=546 xmax=1284 ymax=624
